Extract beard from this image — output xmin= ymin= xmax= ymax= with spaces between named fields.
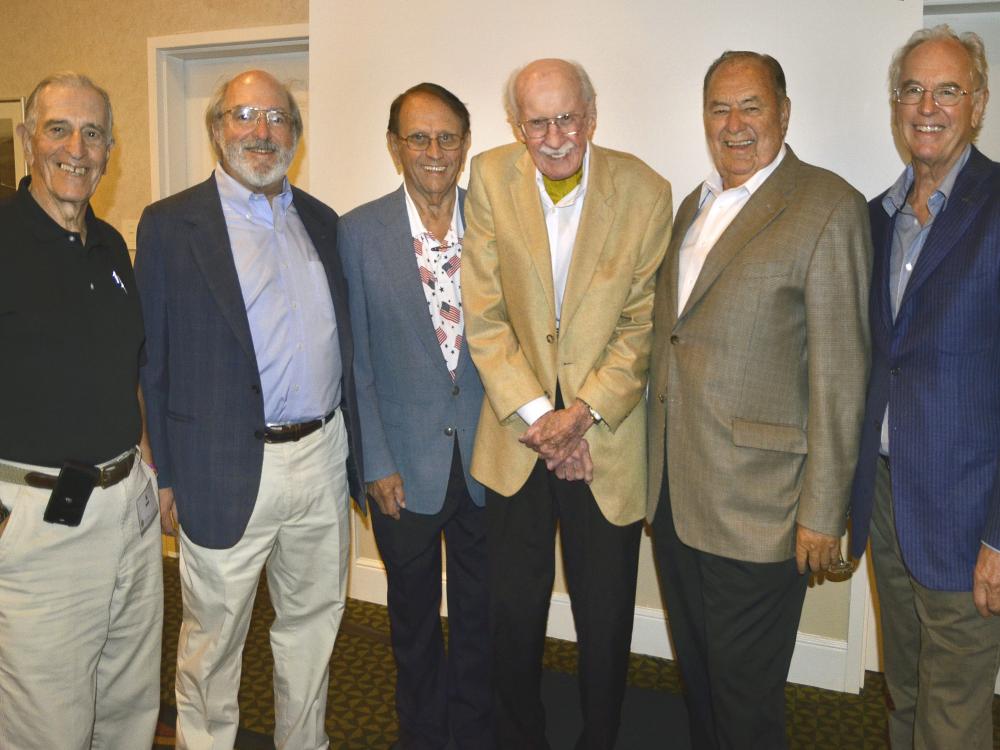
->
xmin=221 ymin=136 xmax=296 ymax=191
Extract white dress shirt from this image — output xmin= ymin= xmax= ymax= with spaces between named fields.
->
xmin=517 ymin=146 xmax=592 ymax=426
xmin=678 ymin=145 xmax=786 ymax=315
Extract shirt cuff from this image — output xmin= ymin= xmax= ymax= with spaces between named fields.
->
xmin=983 ymin=540 xmax=1000 ymax=554
xmin=517 ymin=396 xmax=554 ymax=426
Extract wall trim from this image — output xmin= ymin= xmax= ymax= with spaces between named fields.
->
xmin=348 ymin=555 xmax=860 ymax=694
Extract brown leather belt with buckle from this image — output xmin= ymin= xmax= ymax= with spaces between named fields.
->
xmin=0 ymin=450 xmax=137 ymax=491
xmin=263 ymin=408 xmax=338 ymax=444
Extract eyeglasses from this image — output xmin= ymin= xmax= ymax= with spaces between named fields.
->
xmin=894 ymin=84 xmax=976 ymax=107
xmin=396 ymin=132 xmax=465 ymax=151
xmin=221 ymin=106 xmax=294 ymax=130
xmin=518 ymin=112 xmax=585 ymax=139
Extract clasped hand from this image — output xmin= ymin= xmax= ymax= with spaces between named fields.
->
xmin=519 ymin=400 xmax=594 ymax=483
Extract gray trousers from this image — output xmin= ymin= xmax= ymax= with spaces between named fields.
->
xmin=870 ymin=458 xmax=1000 ymax=749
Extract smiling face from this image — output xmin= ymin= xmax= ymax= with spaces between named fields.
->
xmin=213 ymin=71 xmax=297 ymax=197
xmin=388 ymin=91 xmax=470 ymax=207
xmin=895 ymin=38 xmax=987 ymax=180
xmin=515 ymin=60 xmax=595 ymax=180
xmin=704 ymin=57 xmax=790 ymax=190
xmin=19 ymin=82 xmax=111 ymax=229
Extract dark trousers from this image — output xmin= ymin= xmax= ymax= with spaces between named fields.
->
xmin=651 ymin=479 xmax=807 ymax=750
xmin=371 ymin=441 xmax=493 ymax=750
xmin=487 ymin=459 xmax=642 ymax=750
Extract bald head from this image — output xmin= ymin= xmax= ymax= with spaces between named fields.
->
xmin=204 ymin=69 xmax=303 ymax=159
xmin=504 ymin=58 xmax=596 ymax=128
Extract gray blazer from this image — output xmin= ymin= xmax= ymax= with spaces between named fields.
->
xmin=646 ymin=147 xmax=872 ymax=563
xmin=339 ymin=187 xmax=484 ymax=514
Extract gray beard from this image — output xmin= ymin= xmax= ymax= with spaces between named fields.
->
xmin=222 ymin=137 xmax=295 ymax=190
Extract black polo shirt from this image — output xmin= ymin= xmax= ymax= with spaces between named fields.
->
xmin=0 ymin=177 xmax=144 ymax=467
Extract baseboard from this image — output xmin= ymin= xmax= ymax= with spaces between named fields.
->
xmin=348 ymin=556 xmax=857 ymax=694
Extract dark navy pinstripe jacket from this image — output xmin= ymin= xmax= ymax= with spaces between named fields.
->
xmin=850 ymin=146 xmax=1000 ymax=591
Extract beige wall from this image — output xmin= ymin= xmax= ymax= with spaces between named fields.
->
xmin=0 ymin=0 xmax=307 ymax=233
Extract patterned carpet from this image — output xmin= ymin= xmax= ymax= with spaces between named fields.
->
xmin=155 ymin=558 xmax=1000 ymax=748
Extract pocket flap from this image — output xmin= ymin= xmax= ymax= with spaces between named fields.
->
xmin=732 ymin=418 xmax=806 ymax=454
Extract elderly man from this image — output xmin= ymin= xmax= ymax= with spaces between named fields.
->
xmin=463 ymin=58 xmax=672 ymax=748
xmin=135 ymin=69 xmax=363 ymax=750
xmin=646 ymin=51 xmax=871 ymax=748
xmin=339 ymin=83 xmax=492 ymax=749
xmin=849 ymin=26 xmax=1000 ymax=749
xmin=0 ymin=73 xmax=162 ymax=748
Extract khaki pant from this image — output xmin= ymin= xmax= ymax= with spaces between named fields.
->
xmin=174 ymin=413 xmax=350 ymax=750
xmin=870 ymin=458 xmax=1000 ymax=749
xmin=0 ymin=456 xmax=163 ymax=750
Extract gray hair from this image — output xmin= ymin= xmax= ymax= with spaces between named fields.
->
xmin=24 ymin=72 xmax=114 ymax=145
xmin=503 ymin=59 xmax=596 ymax=128
xmin=703 ymin=51 xmax=787 ymax=105
xmin=889 ymin=24 xmax=988 ymax=133
xmin=204 ymin=71 xmax=303 ymax=160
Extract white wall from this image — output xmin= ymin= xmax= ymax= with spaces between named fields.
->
xmin=311 ymin=0 xmax=922 ymax=215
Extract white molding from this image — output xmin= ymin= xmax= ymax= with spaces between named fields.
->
xmin=347 ymin=556 xmax=859 ymax=694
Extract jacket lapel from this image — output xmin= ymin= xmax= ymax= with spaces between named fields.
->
xmin=666 ymin=190 xmax=701 ymax=333
xmin=897 ymin=147 xmax=992 ymax=312
xmin=509 ymin=149 xmax=557 ymax=323
xmin=383 ymin=187 xmax=456 ymax=376
xmin=678 ymin=149 xmax=795 ymax=322
xmin=186 ymin=175 xmax=255 ymax=359
xmin=869 ymin=197 xmax=895 ymax=334
xmin=560 ymin=145 xmax=615 ymax=331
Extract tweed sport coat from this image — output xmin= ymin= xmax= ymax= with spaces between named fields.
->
xmin=647 ymin=147 xmax=872 ymax=563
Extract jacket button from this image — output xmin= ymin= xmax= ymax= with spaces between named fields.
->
xmin=251 ymin=384 xmax=261 ymax=393
xmin=546 ymin=334 xmax=555 ymax=343
xmin=670 ymin=335 xmax=680 ymax=344
xmin=890 ymin=367 xmax=900 ymax=376
xmin=452 ymin=385 xmax=460 ymax=396
xmin=658 ymin=393 xmax=665 ymax=403
xmin=254 ymin=430 xmax=264 ymax=440
xmin=444 ymin=426 xmax=455 ymax=437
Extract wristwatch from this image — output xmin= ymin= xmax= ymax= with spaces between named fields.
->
xmin=579 ymin=398 xmax=603 ymax=425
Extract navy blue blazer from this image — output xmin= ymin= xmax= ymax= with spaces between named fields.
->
xmin=135 ymin=174 xmax=364 ymax=549
xmin=338 ymin=187 xmax=485 ymax=515
xmin=850 ymin=147 xmax=1000 ymax=591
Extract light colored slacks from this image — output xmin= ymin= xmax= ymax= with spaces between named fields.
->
xmin=0 ymin=456 xmax=163 ymax=750
xmin=870 ymin=458 xmax=1000 ymax=750
xmin=175 ymin=413 xmax=350 ymax=750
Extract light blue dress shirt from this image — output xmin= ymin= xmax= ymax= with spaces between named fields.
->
xmin=879 ymin=146 xmax=970 ymax=456
xmin=215 ymin=165 xmax=341 ymax=424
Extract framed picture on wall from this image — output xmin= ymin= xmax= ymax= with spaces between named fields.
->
xmin=0 ymin=98 xmax=26 ymax=200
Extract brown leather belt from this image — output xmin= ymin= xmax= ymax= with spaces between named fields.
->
xmin=263 ymin=408 xmax=338 ymax=444
xmin=0 ymin=449 xmax=137 ymax=490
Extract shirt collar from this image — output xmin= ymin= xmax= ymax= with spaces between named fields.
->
xmin=402 ymin=185 xmax=463 ymax=244
xmin=699 ymin=143 xmax=787 ymax=207
xmin=214 ymin=163 xmax=293 ymax=216
xmin=16 ymin=175 xmax=101 ymax=245
xmin=882 ymin=144 xmax=971 ymax=217
xmin=534 ymin=142 xmax=592 ymax=209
